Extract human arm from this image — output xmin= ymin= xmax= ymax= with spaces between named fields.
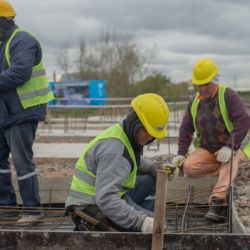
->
xmin=139 ymin=157 xmax=177 ymax=176
xmin=225 ymin=88 xmax=250 ymax=149
xmin=0 ymin=31 xmax=41 ymax=91
xmin=138 ymin=157 xmax=163 ymax=177
xmin=93 ymin=139 xmax=147 ymax=230
xmin=177 ymin=98 xmax=195 ymax=155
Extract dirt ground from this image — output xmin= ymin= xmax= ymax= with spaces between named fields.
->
xmin=10 ymin=158 xmax=76 ymax=178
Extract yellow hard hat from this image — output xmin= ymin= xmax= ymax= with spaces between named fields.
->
xmin=192 ymin=58 xmax=219 ymax=85
xmin=131 ymin=93 xmax=169 ymax=139
xmin=0 ymin=0 xmax=16 ymax=17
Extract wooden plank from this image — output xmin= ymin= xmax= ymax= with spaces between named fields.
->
xmin=152 ymin=170 xmax=168 ymax=250
xmin=12 ymin=176 xmax=217 ymax=204
xmin=12 ymin=177 xmax=72 ymax=204
xmin=166 ymin=176 xmax=217 ymax=204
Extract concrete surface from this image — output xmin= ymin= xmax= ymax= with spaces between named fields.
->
xmin=33 ymin=142 xmax=180 ymax=159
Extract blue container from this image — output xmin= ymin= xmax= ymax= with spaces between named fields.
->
xmin=89 ymin=80 xmax=106 ymax=106
xmin=49 ymin=80 xmax=106 ymax=106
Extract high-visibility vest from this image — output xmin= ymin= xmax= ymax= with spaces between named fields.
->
xmin=5 ymin=28 xmax=54 ymax=109
xmin=241 ymin=132 xmax=250 ymax=159
xmin=191 ymin=84 xmax=250 ymax=159
xmin=69 ymin=124 xmax=138 ymax=205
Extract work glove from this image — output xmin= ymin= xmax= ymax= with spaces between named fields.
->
xmin=172 ymin=155 xmax=185 ymax=167
xmin=162 ymin=163 xmax=176 ymax=174
xmin=141 ymin=216 xmax=154 ymax=233
xmin=214 ymin=146 xmax=232 ymax=163
xmin=172 ymin=155 xmax=186 ymax=177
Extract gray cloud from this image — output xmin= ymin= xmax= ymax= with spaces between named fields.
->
xmin=11 ymin=0 xmax=250 ymax=88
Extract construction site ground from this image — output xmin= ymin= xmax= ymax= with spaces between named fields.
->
xmin=1 ymin=110 xmax=250 ymax=249
xmin=7 ymin=115 xmax=250 ymax=233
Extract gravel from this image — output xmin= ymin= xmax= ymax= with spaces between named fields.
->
xmin=234 ymin=160 xmax=250 ymax=232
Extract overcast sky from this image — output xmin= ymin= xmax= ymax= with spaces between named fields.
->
xmin=11 ymin=0 xmax=250 ymax=89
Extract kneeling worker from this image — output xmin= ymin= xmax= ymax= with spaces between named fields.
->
xmin=172 ymin=58 xmax=250 ymax=223
xmin=65 ymin=93 xmax=170 ymax=232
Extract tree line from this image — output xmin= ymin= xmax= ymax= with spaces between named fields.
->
xmin=56 ymin=31 xmax=193 ymax=101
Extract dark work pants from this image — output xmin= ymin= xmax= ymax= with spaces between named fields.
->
xmin=0 ymin=122 xmax=40 ymax=208
xmin=125 ymin=174 xmax=156 ymax=217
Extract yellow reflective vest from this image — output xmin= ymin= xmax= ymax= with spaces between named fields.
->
xmin=191 ymin=84 xmax=250 ymax=159
xmin=5 ymin=28 xmax=54 ymax=109
xmin=69 ymin=124 xmax=138 ymax=205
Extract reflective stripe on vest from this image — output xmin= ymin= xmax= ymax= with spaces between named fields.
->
xmin=191 ymin=84 xmax=250 ymax=159
xmin=5 ymin=28 xmax=54 ymax=109
xmin=69 ymin=124 xmax=138 ymax=205
xmin=69 ymin=189 xmax=95 ymax=204
xmin=18 ymin=86 xmax=51 ymax=100
xmin=0 ymin=169 xmax=11 ymax=174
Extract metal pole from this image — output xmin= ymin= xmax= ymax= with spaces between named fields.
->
xmin=228 ymin=133 xmax=235 ymax=233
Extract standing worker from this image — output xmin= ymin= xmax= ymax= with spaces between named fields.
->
xmin=172 ymin=58 xmax=250 ymax=222
xmin=0 ymin=0 xmax=54 ymax=222
xmin=66 ymin=93 xmax=169 ymax=232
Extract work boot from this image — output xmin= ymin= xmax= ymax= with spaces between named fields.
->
xmin=17 ymin=213 xmax=45 ymax=224
xmin=205 ymin=196 xmax=227 ymax=223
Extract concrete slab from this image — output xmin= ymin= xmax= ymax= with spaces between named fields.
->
xmin=1 ymin=231 xmax=250 ymax=250
xmin=37 ymin=127 xmax=180 ymax=138
xmin=32 ymin=142 xmax=181 ymax=158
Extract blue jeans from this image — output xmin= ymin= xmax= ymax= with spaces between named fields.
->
xmin=0 ymin=122 xmax=40 ymax=208
xmin=125 ymin=174 xmax=156 ymax=217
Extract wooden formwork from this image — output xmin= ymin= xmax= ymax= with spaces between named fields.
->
xmin=1 ymin=172 xmax=248 ymax=250
xmin=12 ymin=176 xmax=217 ymax=205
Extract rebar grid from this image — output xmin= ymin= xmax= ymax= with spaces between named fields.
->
xmin=165 ymin=184 xmax=230 ymax=234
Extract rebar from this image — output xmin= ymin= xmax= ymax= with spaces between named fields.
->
xmin=229 ymin=133 xmax=235 ymax=233
xmin=180 ymin=185 xmax=193 ymax=230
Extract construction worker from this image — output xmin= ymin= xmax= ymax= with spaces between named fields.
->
xmin=66 ymin=93 xmax=169 ymax=232
xmin=172 ymin=58 xmax=250 ymax=223
xmin=0 ymin=1 xmax=54 ymax=222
